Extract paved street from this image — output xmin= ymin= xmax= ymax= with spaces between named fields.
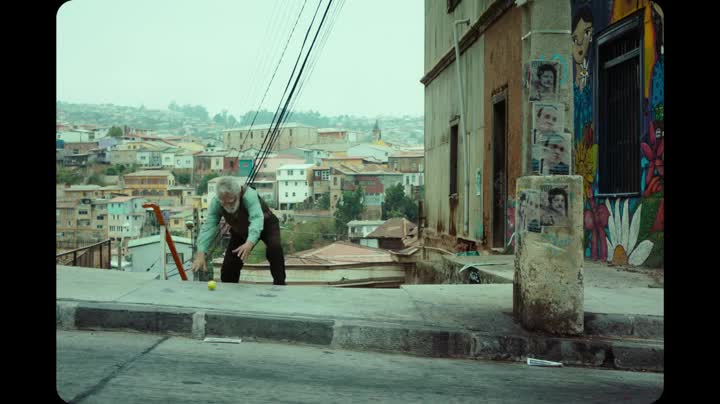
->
xmin=57 ymin=330 xmax=663 ymax=403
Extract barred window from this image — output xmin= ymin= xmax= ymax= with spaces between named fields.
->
xmin=595 ymin=12 xmax=643 ymax=196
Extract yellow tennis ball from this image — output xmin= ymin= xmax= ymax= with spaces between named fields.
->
xmin=208 ymin=280 xmax=216 ymax=290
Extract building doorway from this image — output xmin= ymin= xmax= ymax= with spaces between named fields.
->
xmin=491 ymin=92 xmax=508 ymax=249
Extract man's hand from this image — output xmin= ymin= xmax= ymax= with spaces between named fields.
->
xmin=191 ymin=252 xmax=207 ymax=273
xmin=232 ymin=241 xmax=255 ymax=261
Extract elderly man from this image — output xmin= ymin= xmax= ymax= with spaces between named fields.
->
xmin=191 ymin=176 xmax=286 ymax=285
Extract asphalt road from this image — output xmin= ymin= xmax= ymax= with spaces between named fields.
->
xmin=57 ymin=330 xmax=663 ymax=403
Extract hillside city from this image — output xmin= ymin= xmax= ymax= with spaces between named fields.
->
xmin=56 ymin=101 xmax=426 ymax=275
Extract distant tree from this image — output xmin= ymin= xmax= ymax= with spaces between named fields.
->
xmin=196 ymin=173 xmax=219 ymax=195
xmin=317 ymin=194 xmax=330 ymax=210
xmin=213 ymin=113 xmax=224 ymax=126
xmin=168 ymin=101 xmax=179 ymax=111
xmin=56 ymin=167 xmax=84 ymax=185
xmin=86 ymin=173 xmax=106 ymax=186
xmin=176 ymin=173 xmax=191 ymax=185
xmin=333 ymin=187 xmax=364 ymax=236
xmin=227 ymin=114 xmax=238 ymax=127
xmin=382 ymin=183 xmax=418 ymax=223
xmin=106 ymin=126 xmax=124 ymax=138
xmin=105 ymin=167 xmax=117 ymax=176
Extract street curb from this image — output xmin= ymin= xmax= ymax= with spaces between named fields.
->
xmin=73 ymin=302 xmax=195 ymax=336
xmin=57 ymin=300 xmax=663 ymax=372
xmin=584 ymin=313 xmax=663 ymax=340
xmin=331 ymin=320 xmax=474 ymax=358
xmin=57 ymin=301 xmax=79 ymax=330
xmin=205 ymin=311 xmax=334 ymax=346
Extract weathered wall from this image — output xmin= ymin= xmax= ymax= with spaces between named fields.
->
xmin=424 ymin=38 xmax=485 ymax=244
xmin=483 ymin=6 xmax=524 ymax=249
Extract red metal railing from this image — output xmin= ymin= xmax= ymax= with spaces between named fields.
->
xmin=142 ymin=203 xmax=189 ymax=281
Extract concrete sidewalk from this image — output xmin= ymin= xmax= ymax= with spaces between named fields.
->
xmin=56 ymin=265 xmax=663 ymax=372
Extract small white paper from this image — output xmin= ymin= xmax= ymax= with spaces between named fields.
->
xmin=203 ymin=337 xmax=242 ymax=344
xmin=527 ymin=357 xmax=563 ymax=367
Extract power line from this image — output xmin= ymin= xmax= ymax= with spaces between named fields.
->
xmin=239 ymin=0 xmax=291 ymax=118
xmin=286 ymin=0 xmax=345 ymax=123
xmin=258 ymin=0 xmax=342 ymax=168
xmin=237 ymin=0 xmax=309 ymax=153
xmin=248 ymin=0 xmax=325 ymax=181
xmin=249 ymin=0 xmax=334 ymax=185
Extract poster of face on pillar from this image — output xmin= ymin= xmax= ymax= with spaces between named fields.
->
xmin=528 ymin=60 xmax=561 ymax=102
xmin=517 ymin=189 xmax=544 ymax=234
xmin=538 ymin=184 xmax=570 ymax=229
xmin=538 ymin=133 xmax=572 ymax=175
xmin=517 ymin=185 xmax=571 ymax=236
xmin=532 ymin=102 xmax=564 ymax=143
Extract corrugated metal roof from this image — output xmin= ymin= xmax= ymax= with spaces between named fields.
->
xmin=366 ymin=218 xmax=417 ymax=239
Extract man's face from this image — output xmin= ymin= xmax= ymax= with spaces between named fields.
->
xmin=572 ymin=19 xmax=592 ymax=65
xmin=551 ymin=194 xmax=565 ymax=213
xmin=546 ymin=141 xmax=565 ymax=164
xmin=538 ymin=107 xmax=560 ymax=132
xmin=540 ymin=70 xmax=555 ymax=89
xmin=220 ymin=193 xmax=240 ymax=213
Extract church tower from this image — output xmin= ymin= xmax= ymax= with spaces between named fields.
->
xmin=372 ymin=120 xmax=381 ymax=143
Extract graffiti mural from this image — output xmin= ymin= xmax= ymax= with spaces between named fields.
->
xmin=571 ymin=0 xmax=664 ymax=267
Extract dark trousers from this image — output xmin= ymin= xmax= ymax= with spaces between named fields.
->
xmin=220 ymin=217 xmax=286 ymax=285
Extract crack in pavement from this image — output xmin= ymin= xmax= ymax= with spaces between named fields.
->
xmin=400 ymin=287 xmax=432 ymax=326
xmin=68 ymin=335 xmax=170 ymax=404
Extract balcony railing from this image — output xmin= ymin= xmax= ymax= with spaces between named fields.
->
xmin=56 ymin=239 xmax=112 ymax=269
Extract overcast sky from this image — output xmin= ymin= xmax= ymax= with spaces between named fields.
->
xmin=57 ymin=0 xmax=425 ymax=118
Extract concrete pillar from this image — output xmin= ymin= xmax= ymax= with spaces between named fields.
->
xmin=514 ymin=175 xmax=584 ymax=335
xmin=519 ymin=0 xmax=573 ymax=175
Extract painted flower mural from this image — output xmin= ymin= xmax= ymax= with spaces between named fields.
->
xmin=575 ymin=125 xmax=597 ymax=199
xmin=642 ymin=121 xmax=664 ymax=197
xmin=605 ymin=199 xmax=654 ymax=266
xmin=584 ymin=197 xmax=609 ymax=262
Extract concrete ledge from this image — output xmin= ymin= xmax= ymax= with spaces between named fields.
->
xmin=473 ymin=333 xmax=529 ymax=361
xmin=612 ymin=340 xmax=664 ymax=372
xmin=332 ymin=321 xmax=473 ymax=358
xmin=584 ymin=313 xmax=663 ymax=340
xmin=205 ymin=311 xmax=334 ymax=346
xmin=74 ymin=303 xmax=195 ymax=336
xmin=57 ymin=301 xmax=79 ymax=330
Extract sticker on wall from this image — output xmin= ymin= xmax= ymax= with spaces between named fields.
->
xmin=532 ymin=102 xmax=565 ymax=144
xmin=529 ymin=60 xmax=562 ymax=102
xmin=538 ymin=133 xmax=571 ymax=175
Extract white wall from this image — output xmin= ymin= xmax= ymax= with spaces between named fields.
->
xmin=128 ymin=240 xmax=192 ymax=279
xmin=175 ymin=156 xmax=194 ymax=169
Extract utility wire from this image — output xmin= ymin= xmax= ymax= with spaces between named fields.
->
xmin=249 ymin=0 xmax=334 ymax=185
xmin=287 ymin=0 xmax=345 ymax=123
xmin=239 ymin=0 xmax=290 ymax=119
xmin=237 ymin=0 xmax=309 ymax=153
xmin=256 ymin=0 xmax=341 ymax=174
xmin=247 ymin=0 xmax=326 ymax=184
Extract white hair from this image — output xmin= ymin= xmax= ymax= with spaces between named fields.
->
xmin=216 ymin=176 xmax=242 ymax=198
